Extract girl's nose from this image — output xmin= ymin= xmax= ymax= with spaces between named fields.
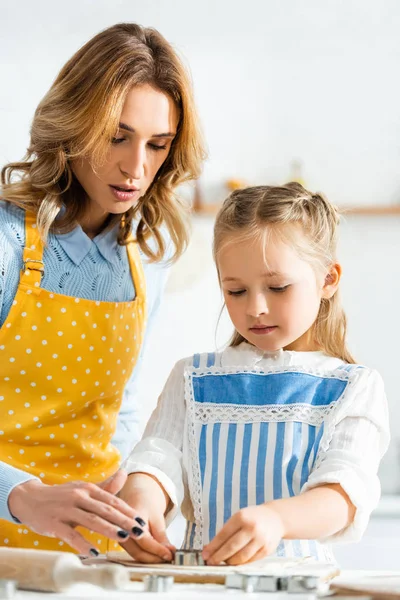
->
xmin=247 ymin=293 xmax=269 ymax=317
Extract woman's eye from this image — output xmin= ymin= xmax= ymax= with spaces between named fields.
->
xmin=227 ymin=290 xmax=246 ymax=296
xmin=148 ymin=143 xmax=168 ymax=151
xmin=269 ymin=285 xmax=290 ymax=293
xmin=111 ymin=137 xmax=125 ymax=145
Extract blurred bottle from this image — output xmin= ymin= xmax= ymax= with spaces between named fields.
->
xmin=192 ymin=179 xmax=203 ymax=213
xmin=226 ymin=178 xmax=247 ymax=191
xmin=289 ymin=159 xmax=305 ymax=186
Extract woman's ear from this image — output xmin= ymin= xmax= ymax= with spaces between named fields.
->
xmin=321 ymin=263 xmax=342 ymax=299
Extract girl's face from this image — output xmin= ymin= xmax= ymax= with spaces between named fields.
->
xmin=218 ymin=229 xmax=339 ymax=353
xmin=72 ymin=84 xmax=179 ymax=233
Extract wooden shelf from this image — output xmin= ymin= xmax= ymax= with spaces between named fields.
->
xmin=340 ymin=205 xmax=400 ymax=216
xmin=193 ymin=204 xmax=400 ymax=217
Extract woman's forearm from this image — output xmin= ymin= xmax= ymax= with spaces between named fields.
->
xmin=268 ymin=483 xmax=356 ymax=540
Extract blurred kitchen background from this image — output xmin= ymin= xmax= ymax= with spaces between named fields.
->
xmin=1 ymin=0 xmax=400 ymax=569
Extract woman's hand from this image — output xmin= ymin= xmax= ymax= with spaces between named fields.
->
xmin=202 ymin=504 xmax=285 ymax=566
xmin=118 ymin=473 xmax=175 ymax=563
xmin=7 ymin=470 xmax=148 ymax=556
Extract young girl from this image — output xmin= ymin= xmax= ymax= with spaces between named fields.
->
xmin=119 ymin=183 xmax=389 ymax=565
xmin=0 ymin=23 xmax=205 ymax=555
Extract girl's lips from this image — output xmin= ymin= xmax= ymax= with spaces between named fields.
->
xmin=249 ymin=326 xmax=277 ymax=335
xmin=109 ymin=185 xmax=139 ymax=202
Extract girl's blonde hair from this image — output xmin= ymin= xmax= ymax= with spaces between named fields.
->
xmin=1 ymin=23 xmax=206 ymax=262
xmin=213 ymin=182 xmax=355 ymax=364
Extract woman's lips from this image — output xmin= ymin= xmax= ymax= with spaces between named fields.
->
xmin=249 ymin=326 xmax=277 ymax=335
xmin=109 ymin=185 xmax=139 ymax=202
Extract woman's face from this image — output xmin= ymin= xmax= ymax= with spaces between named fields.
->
xmin=72 ymin=84 xmax=179 ymax=233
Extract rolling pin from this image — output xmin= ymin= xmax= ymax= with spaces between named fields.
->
xmin=0 ymin=548 xmax=130 ymax=592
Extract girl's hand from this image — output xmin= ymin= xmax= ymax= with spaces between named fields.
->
xmin=7 ymin=471 xmax=148 ymax=556
xmin=118 ymin=473 xmax=175 ymax=564
xmin=202 ymin=505 xmax=285 ymax=566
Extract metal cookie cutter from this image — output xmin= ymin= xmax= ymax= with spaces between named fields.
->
xmin=174 ymin=550 xmax=205 ymax=566
xmin=143 ymin=575 xmax=174 ymax=593
xmin=226 ymin=573 xmax=279 ymax=593
xmin=0 ymin=580 xmax=16 ymax=599
xmin=225 ymin=573 xmax=325 ymax=594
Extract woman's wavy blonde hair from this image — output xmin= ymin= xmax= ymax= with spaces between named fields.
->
xmin=213 ymin=182 xmax=355 ymax=363
xmin=1 ymin=23 xmax=206 ymax=262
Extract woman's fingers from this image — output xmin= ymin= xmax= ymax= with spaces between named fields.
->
xmin=83 ymin=483 xmax=146 ymax=523
xmin=7 ymin=479 xmax=148 ymax=548
xmin=52 ymin=523 xmax=102 ymax=556
xmin=66 ymin=507 xmax=139 ymax=543
xmin=75 ymin=493 xmax=147 ymax=537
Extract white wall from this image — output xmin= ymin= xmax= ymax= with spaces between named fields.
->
xmin=1 ymin=0 xmax=400 ymax=206
xmin=1 ymin=1 xmax=400 ymax=492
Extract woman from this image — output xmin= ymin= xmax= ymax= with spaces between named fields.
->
xmin=0 ymin=22 xmax=205 ymax=556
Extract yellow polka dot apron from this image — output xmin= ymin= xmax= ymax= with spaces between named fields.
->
xmin=0 ymin=212 xmax=146 ymax=551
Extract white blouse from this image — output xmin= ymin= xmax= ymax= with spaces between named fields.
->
xmin=126 ymin=343 xmax=390 ymax=557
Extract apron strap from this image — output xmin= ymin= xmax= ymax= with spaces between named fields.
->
xmin=21 ymin=212 xmax=45 ymax=287
xmin=126 ymin=237 xmax=147 ymax=307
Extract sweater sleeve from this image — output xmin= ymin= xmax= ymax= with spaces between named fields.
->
xmin=302 ymin=368 xmax=390 ymax=544
xmin=0 ymin=462 xmax=40 ymax=522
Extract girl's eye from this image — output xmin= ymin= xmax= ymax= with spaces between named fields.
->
xmin=227 ymin=290 xmax=246 ymax=296
xmin=269 ymin=285 xmax=290 ymax=293
xmin=148 ymin=143 xmax=167 ymax=151
xmin=111 ymin=137 xmax=125 ymax=145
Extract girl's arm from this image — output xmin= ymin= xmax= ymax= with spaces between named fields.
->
xmin=269 ymin=482 xmax=355 ymax=539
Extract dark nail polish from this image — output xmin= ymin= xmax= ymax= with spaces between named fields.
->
xmin=89 ymin=548 xmax=99 ymax=557
xmin=132 ymin=526 xmax=143 ymax=537
xmin=135 ymin=516 xmax=146 ymax=527
xmin=117 ymin=529 xmax=129 ymax=539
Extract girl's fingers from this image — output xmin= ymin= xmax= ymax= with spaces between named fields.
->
xmin=245 ymin=545 xmax=270 ymax=564
xmin=132 ymin=530 xmax=174 ymax=561
xmin=225 ymin=540 xmax=263 ymax=566
xmin=122 ymin=537 xmax=172 ymax=563
xmin=206 ymin=529 xmax=252 ymax=565
xmin=98 ymin=470 xmax=128 ymax=495
xmin=202 ymin=519 xmax=240 ymax=561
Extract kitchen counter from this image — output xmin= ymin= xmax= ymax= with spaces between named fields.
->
xmin=11 ymin=570 xmax=400 ymax=599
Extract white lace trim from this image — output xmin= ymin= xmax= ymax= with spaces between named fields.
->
xmin=194 ymin=402 xmax=335 ymax=426
xmin=184 ymin=368 xmax=204 ymax=549
xmin=189 ymin=363 xmax=353 ymax=381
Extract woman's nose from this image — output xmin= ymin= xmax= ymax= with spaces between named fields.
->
xmin=120 ymin=143 xmax=145 ymax=181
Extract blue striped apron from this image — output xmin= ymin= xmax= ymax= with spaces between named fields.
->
xmin=183 ymin=351 xmax=357 ymax=563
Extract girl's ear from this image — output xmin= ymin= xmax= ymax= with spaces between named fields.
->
xmin=321 ymin=263 xmax=341 ymax=299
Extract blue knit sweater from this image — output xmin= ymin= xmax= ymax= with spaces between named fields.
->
xmin=0 ymin=200 xmax=171 ymax=520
